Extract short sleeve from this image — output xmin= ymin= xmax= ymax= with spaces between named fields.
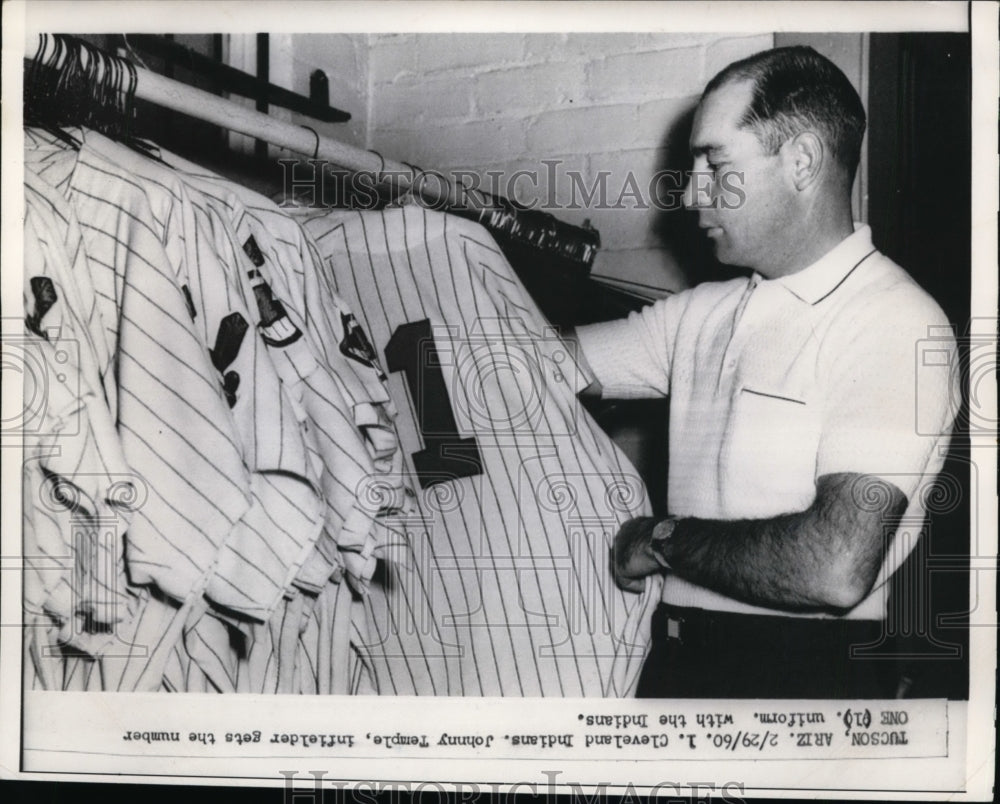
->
xmin=575 ymin=292 xmax=688 ymax=399
xmin=816 ymin=287 xmax=959 ymax=503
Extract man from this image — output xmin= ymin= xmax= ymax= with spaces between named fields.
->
xmin=571 ymin=46 xmax=958 ymax=698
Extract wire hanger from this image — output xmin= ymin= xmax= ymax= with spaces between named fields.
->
xmin=24 ymin=33 xmax=166 ymax=162
xmin=24 ymin=34 xmax=82 ymax=150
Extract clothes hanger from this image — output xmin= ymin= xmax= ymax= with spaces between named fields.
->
xmin=24 ymin=34 xmax=83 ymax=150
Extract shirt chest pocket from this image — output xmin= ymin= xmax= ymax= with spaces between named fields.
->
xmin=722 ymin=388 xmax=821 ymax=513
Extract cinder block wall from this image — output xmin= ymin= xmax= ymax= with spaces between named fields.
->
xmin=274 ymin=33 xmax=775 ymax=290
xmin=366 ymin=33 xmax=775 ymax=291
xmin=278 ymin=34 xmax=371 ymax=148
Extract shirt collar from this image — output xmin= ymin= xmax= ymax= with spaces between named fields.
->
xmin=769 ymin=223 xmax=877 ymax=305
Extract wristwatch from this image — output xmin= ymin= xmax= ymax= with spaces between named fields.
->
xmin=649 ymin=516 xmax=678 ymax=569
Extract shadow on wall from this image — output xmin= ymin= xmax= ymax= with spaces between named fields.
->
xmin=649 ymin=104 xmax=748 ymax=288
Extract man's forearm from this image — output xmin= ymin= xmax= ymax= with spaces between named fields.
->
xmin=658 ymin=473 xmax=906 ymax=613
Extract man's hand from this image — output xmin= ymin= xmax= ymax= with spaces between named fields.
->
xmin=611 ymin=516 xmax=665 ymax=593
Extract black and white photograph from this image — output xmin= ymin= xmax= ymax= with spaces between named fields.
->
xmin=1 ymin=0 xmax=996 ymax=800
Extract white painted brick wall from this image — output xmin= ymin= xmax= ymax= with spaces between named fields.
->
xmin=635 ymin=96 xmax=699 ymax=145
xmin=271 ymin=34 xmax=370 ymax=148
xmin=366 ymin=32 xmax=774 ymax=290
xmin=525 ymin=104 xmax=638 ymax=154
xmin=473 ymin=62 xmax=587 ymax=117
xmin=416 ymin=34 xmax=526 ymax=74
xmin=586 ymin=47 xmax=706 ymax=102
xmin=376 ymin=74 xmax=473 ymax=127
xmin=282 ymin=32 xmax=776 ymax=291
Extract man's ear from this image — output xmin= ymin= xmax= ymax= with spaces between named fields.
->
xmin=784 ymin=131 xmax=825 ymax=191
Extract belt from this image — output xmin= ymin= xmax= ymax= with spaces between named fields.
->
xmin=653 ymin=603 xmax=884 ymax=651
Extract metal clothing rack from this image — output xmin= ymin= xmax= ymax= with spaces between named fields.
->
xmin=24 ymin=33 xmax=601 ymax=271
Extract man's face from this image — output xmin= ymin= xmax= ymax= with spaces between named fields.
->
xmin=683 ymin=80 xmax=795 ymax=275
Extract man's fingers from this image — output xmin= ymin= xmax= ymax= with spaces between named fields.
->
xmin=611 ymin=517 xmax=660 ymax=592
xmin=617 ymin=576 xmax=646 ymax=594
xmin=609 ymin=545 xmax=646 ymax=593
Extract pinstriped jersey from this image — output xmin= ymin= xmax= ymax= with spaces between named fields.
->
xmin=24 ymin=136 xmax=255 ymax=607
xmin=162 ymin=153 xmax=412 ymax=595
xmin=22 ymin=151 xmax=225 ymax=692
xmin=25 ymin=130 xmax=390 ymax=692
xmin=162 ymin=162 xmax=411 ymax=693
xmin=24 ymin=131 xmax=330 ymax=626
xmin=77 ymin=133 xmax=328 ymax=626
xmin=75 ymin=132 xmax=378 ymax=692
xmin=22 ymin=168 xmax=133 ymax=657
xmin=167 ymin=173 xmax=375 ymax=693
xmin=302 ymin=205 xmax=661 ymax=696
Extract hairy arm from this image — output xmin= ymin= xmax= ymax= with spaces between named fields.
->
xmin=616 ymin=472 xmax=908 ymax=613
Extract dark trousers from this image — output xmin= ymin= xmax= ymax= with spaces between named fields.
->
xmin=636 ymin=603 xmax=902 ymax=699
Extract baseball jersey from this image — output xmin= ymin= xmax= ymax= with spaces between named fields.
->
xmin=24 ymin=130 xmax=400 ymax=693
xmin=22 ymin=141 xmax=223 ymax=691
xmin=160 ymin=152 xmax=414 ymax=693
xmin=24 ymin=129 xmax=324 ymax=691
xmin=83 ymin=132 xmax=392 ymax=692
xmin=24 ymin=133 xmax=256 ymax=608
xmin=78 ymin=132 xmax=327 ymax=626
xmin=22 ymin=168 xmax=133 ymax=667
xmin=162 ymin=153 xmax=407 ymax=543
xmin=301 ymin=204 xmax=661 ymax=696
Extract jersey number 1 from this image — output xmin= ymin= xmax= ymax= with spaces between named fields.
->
xmin=384 ymin=319 xmax=483 ymax=489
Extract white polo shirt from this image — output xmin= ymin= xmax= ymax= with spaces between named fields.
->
xmin=576 ymin=225 xmax=958 ymax=620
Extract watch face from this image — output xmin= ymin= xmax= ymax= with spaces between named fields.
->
xmin=650 ymin=518 xmax=675 ymax=568
xmin=653 ymin=517 xmax=676 ymax=540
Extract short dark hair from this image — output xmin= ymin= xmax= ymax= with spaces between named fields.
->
xmin=703 ymin=45 xmax=867 ymax=180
